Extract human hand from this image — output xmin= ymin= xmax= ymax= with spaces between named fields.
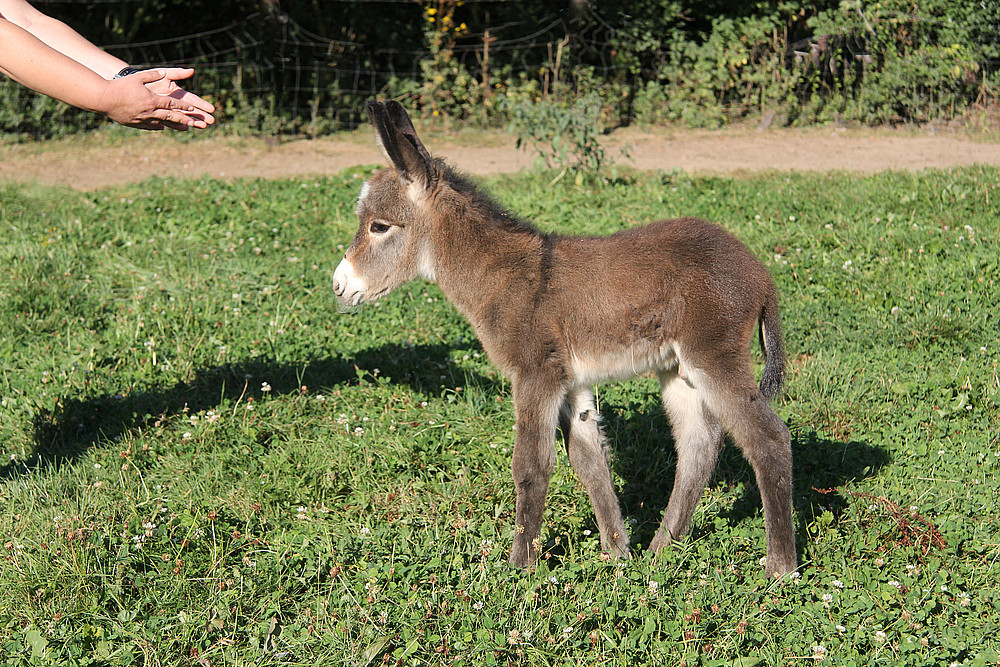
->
xmin=97 ymin=68 xmax=216 ymax=131
xmin=142 ymin=67 xmax=216 ymax=128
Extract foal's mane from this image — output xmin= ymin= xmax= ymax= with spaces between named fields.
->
xmin=433 ymin=158 xmax=548 ymax=239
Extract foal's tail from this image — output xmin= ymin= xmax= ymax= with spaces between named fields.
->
xmin=758 ymin=289 xmax=787 ymax=401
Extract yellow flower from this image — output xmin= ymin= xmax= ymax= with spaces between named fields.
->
xmin=426 ymin=7 xmax=437 ymax=15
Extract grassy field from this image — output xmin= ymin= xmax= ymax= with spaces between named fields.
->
xmin=0 ymin=164 xmax=997 ymax=666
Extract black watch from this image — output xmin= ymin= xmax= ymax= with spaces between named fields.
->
xmin=114 ymin=66 xmax=141 ymax=79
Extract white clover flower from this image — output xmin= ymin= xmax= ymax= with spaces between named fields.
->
xmin=261 ymin=382 xmax=272 ymax=393
xmin=833 ymin=580 xmax=844 ymax=588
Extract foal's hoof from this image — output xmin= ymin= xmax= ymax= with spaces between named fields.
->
xmin=600 ymin=543 xmax=631 ymax=562
xmin=764 ymin=559 xmax=798 ymax=579
xmin=647 ymin=530 xmax=673 ymax=554
xmin=508 ymin=540 xmax=536 ymax=570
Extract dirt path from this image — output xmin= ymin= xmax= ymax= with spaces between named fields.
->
xmin=2 ymin=126 xmax=998 ymax=190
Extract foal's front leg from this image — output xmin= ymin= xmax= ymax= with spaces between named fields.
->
xmin=508 ymin=377 xmax=563 ymax=568
xmin=560 ymin=389 xmax=630 ymax=558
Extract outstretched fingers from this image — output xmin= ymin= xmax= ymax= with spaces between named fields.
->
xmin=143 ymin=68 xmax=217 ymax=122
xmin=107 ymin=69 xmax=215 ymax=130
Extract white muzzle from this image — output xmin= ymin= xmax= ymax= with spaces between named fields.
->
xmin=332 ymin=257 xmax=367 ymax=307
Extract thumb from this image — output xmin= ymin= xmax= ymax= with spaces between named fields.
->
xmin=132 ymin=68 xmax=167 ymax=84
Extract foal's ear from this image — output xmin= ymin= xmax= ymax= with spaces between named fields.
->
xmin=385 ymin=101 xmax=432 ymax=163
xmin=366 ymin=100 xmax=433 ymax=201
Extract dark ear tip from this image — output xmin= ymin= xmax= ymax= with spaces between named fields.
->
xmin=365 ymin=99 xmax=384 ymax=121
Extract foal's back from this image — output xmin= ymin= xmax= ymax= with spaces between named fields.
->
xmin=543 ymin=218 xmax=775 ymax=374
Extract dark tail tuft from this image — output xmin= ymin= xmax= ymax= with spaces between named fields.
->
xmin=758 ymin=289 xmax=786 ymax=401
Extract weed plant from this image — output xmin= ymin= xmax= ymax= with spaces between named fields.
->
xmin=0 ymin=166 xmax=998 ymax=665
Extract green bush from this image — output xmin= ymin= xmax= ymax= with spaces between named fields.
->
xmin=501 ymin=93 xmax=618 ymax=180
xmin=802 ymin=0 xmax=993 ymax=124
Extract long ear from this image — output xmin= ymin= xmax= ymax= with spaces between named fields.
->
xmin=366 ymin=100 xmax=432 ymax=200
xmin=385 ymin=100 xmax=433 ymax=163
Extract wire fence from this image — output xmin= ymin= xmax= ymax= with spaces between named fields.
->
xmin=95 ymin=4 xmax=617 ymax=133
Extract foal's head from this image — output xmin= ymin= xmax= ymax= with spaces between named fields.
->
xmin=333 ymin=102 xmax=438 ymax=307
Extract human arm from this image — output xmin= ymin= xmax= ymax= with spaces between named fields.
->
xmin=0 ymin=0 xmax=215 ymax=129
xmin=0 ymin=0 xmax=125 ymax=78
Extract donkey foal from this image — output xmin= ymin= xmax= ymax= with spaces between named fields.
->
xmin=334 ymin=101 xmax=797 ymax=577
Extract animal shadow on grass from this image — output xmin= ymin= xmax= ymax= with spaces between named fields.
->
xmin=4 ymin=339 xmax=884 ymax=572
xmin=602 ymin=406 xmax=889 ymax=559
xmin=1 ymin=342 xmax=497 ymax=483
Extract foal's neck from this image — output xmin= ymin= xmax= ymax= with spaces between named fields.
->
xmin=427 ymin=188 xmax=547 ymax=323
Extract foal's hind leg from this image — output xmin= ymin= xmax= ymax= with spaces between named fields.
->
xmin=700 ymin=375 xmax=796 ymax=577
xmin=649 ymin=371 xmax=725 ymax=553
xmin=560 ymin=389 xmax=629 ymax=557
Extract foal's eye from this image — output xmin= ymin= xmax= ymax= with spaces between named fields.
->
xmin=369 ymin=221 xmax=391 ymax=235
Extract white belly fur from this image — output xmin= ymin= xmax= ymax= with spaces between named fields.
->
xmin=569 ymin=340 xmax=681 ymax=387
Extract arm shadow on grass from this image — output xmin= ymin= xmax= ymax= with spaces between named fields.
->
xmin=601 ymin=409 xmax=889 ymax=559
xmin=1 ymin=342 xmax=499 ymax=484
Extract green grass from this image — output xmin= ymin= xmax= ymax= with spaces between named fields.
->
xmin=0 ymin=165 xmax=998 ymax=666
